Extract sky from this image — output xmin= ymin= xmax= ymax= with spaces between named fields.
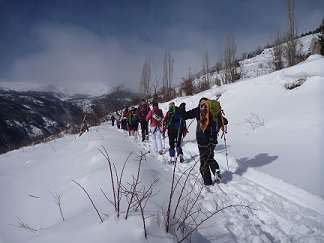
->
xmin=0 ymin=0 xmax=323 ymax=95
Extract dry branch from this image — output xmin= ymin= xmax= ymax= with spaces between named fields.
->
xmin=72 ymin=180 xmax=103 ymax=223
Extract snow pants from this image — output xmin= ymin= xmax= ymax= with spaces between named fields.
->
xmin=150 ymin=127 xmax=163 ymax=153
xmin=140 ymin=120 xmax=149 ymax=142
xmin=168 ymin=128 xmax=183 ymax=157
xmin=198 ymin=143 xmax=219 ymax=185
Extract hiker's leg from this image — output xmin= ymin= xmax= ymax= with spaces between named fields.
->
xmin=155 ymin=129 xmax=163 ymax=152
xmin=150 ymin=127 xmax=158 ymax=152
xmin=207 ymin=144 xmax=219 ymax=176
xmin=168 ymin=130 xmax=176 ymax=157
xmin=198 ymin=145 xmax=213 ymax=185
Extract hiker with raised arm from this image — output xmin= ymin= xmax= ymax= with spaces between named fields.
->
xmin=184 ymin=97 xmax=225 ymax=186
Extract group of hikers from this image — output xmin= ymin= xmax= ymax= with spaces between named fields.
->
xmin=110 ymin=97 xmax=228 ymax=186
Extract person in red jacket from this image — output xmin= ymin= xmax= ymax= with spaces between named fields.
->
xmin=146 ymin=102 xmax=164 ymax=154
xmin=136 ymin=99 xmax=150 ymax=142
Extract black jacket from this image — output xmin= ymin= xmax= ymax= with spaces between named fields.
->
xmin=184 ymin=106 xmax=221 ymax=146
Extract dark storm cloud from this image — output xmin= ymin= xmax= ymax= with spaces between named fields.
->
xmin=0 ymin=0 xmax=323 ymax=95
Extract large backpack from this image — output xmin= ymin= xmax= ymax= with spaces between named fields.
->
xmin=138 ymin=104 xmax=149 ymax=119
xmin=200 ymin=99 xmax=228 ymax=132
xmin=166 ymin=108 xmax=182 ymax=129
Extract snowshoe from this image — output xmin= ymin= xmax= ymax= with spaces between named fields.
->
xmin=179 ymin=154 xmax=184 ymax=163
xmin=213 ymin=170 xmax=222 ymax=184
xmin=169 ymin=156 xmax=176 ymax=164
xmin=204 ymin=185 xmax=213 ymax=193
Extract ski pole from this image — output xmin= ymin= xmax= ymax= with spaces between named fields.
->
xmin=187 ymin=119 xmax=195 ymax=129
xmin=223 ymin=132 xmax=230 ymax=171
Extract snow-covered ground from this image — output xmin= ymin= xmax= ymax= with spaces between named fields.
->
xmin=0 ymin=126 xmax=175 ymax=243
xmin=163 ymin=54 xmax=324 ymax=200
xmin=0 ymin=54 xmax=324 ymax=243
xmin=1 ymin=122 xmax=323 ymax=243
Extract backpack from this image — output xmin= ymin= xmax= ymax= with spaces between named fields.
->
xmin=208 ymin=100 xmax=222 ymax=122
xmin=138 ymin=104 xmax=148 ymax=119
xmin=152 ymin=109 xmax=163 ymax=125
xmin=200 ymin=99 xmax=228 ymax=132
xmin=166 ymin=108 xmax=182 ymax=129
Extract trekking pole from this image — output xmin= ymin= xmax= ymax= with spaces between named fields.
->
xmin=223 ymin=132 xmax=230 ymax=171
xmin=187 ymin=119 xmax=195 ymax=129
xmin=163 ymin=132 xmax=166 ymax=150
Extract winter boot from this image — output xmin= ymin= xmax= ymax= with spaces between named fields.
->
xmin=179 ymin=154 xmax=184 ymax=163
xmin=169 ymin=156 xmax=176 ymax=164
xmin=214 ymin=170 xmax=222 ymax=184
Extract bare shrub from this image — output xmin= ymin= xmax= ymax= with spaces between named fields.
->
xmin=162 ymin=158 xmax=252 ymax=242
xmin=98 ymin=148 xmax=156 ymax=239
xmin=272 ymin=31 xmax=284 ymax=70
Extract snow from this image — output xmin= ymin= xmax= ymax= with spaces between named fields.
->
xmin=192 ymin=33 xmax=319 ymax=86
xmin=0 ymin=126 xmax=175 ymax=243
xmin=163 ymin=55 xmax=324 ymax=201
xmin=0 ymin=41 xmax=323 ymax=242
xmin=1 ymin=116 xmax=324 ymax=242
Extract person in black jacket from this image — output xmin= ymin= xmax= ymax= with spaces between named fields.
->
xmin=184 ymin=97 xmax=224 ymax=185
xmin=162 ymin=102 xmax=187 ymax=163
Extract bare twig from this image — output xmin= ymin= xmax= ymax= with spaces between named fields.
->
xmin=10 ymin=217 xmax=38 ymax=233
xmin=72 ymin=180 xmax=103 ymax=223
xmin=98 ymin=146 xmax=117 ymax=211
xmin=172 ymin=159 xmax=199 ymax=220
xmin=178 ymin=205 xmax=251 ymax=243
xmin=135 ymin=193 xmax=148 ymax=239
xmin=125 ymin=152 xmax=146 ymax=219
xmin=51 ymin=192 xmax=65 ymax=221
xmin=166 ymin=159 xmax=177 ymax=232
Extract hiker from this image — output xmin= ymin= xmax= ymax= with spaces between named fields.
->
xmin=111 ymin=114 xmax=115 ymax=126
xmin=178 ymin=102 xmax=188 ymax=140
xmin=184 ymin=97 xmax=225 ymax=185
xmin=121 ymin=107 xmax=129 ymax=130
xmin=146 ymin=102 xmax=164 ymax=154
xmin=115 ymin=111 xmax=121 ymax=129
xmin=136 ymin=99 xmax=150 ymax=142
xmin=79 ymin=115 xmax=89 ymax=136
xmin=162 ymin=102 xmax=187 ymax=163
xmin=128 ymin=107 xmax=139 ymax=136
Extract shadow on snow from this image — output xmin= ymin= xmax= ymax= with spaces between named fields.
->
xmin=221 ymin=153 xmax=278 ymax=184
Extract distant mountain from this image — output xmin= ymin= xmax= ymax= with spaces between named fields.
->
xmin=0 ymin=89 xmax=140 ymax=154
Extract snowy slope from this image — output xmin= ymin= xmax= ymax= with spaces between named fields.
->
xmin=161 ymin=54 xmax=324 ymax=200
xmin=0 ymin=54 xmax=324 ymax=243
xmin=0 ymin=125 xmax=174 ymax=243
xmin=193 ymin=33 xmax=319 ymax=86
xmin=0 ymin=123 xmax=323 ymax=243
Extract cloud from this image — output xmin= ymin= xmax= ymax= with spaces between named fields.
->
xmin=7 ymin=24 xmax=214 ymax=95
xmin=8 ymin=24 xmax=146 ymax=95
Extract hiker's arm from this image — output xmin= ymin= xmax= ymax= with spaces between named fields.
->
xmin=184 ymin=107 xmax=199 ymax=120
